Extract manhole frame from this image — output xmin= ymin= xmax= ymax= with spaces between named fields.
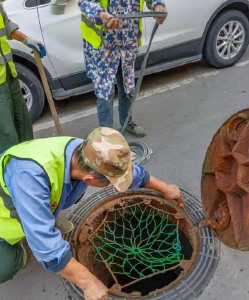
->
xmin=62 ymin=187 xmax=220 ymax=300
xmin=73 ymin=193 xmax=199 ymax=297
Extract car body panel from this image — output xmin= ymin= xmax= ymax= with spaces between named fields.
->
xmin=5 ymin=0 xmax=57 ymax=78
xmin=37 ymin=1 xmax=85 ymax=77
xmin=4 ymin=0 xmax=249 ymax=100
xmin=144 ymin=0 xmax=227 ymax=51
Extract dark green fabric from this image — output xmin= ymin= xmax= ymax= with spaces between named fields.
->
xmin=0 ymin=65 xmax=33 ymax=154
xmin=0 ymin=241 xmax=23 ymax=283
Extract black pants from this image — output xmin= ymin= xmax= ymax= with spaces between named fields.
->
xmin=0 ymin=241 xmax=23 ymax=284
xmin=0 ymin=66 xmax=33 ymax=153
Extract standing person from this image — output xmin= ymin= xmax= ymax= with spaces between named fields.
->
xmin=0 ymin=1 xmax=46 ymax=153
xmin=78 ymin=0 xmax=167 ymax=137
xmin=0 ymin=127 xmax=183 ymax=300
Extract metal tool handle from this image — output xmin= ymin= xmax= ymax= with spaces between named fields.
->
xmin=100 ymin=11 xmax=167 ymax=134
xmin=100 ymin=11 xmax=167 ymax=37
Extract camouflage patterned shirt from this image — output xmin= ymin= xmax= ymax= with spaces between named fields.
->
xmin=78 ymin=0 xmax=165 ymax=100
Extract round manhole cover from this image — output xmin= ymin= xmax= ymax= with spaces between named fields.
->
xmin=202 ymin=108 xmax=249 ymax=250
xmin=62 ymin=188 xmax=220 ymax=300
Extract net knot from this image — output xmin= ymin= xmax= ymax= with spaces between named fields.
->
xmin=173 ymin=243 xmax=182 ymax=251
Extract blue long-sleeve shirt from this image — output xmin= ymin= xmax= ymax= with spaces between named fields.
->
xmin=1 ymin=139 xmax=150 ymax=272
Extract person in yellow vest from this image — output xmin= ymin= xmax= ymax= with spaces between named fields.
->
xmin=0 ymin=1 xmax=46 ymax=154
xmin=0 ymin=127 xmax=183 ymax=300
xmin=78 ymin=0 xmax=167 ymax=137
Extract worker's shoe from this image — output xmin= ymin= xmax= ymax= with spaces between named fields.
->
xmin=19 ymin=241 xmax=28 ymax=270
xmin=126 ymin=122 xmax=147 ymax=138
xmin=55 ymin=219 xmax=74 ymax=235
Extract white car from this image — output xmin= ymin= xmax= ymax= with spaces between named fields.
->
xmin=4 ymin=0 xmax=249 ymax=121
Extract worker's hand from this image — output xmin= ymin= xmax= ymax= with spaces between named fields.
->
xmin=100 ymin=12 xmax=121 ymax=29
xmin=145 ymin=176 xmax=184 ymax=206
xmin=162 ymin=184 xmax=184 ymax=206
xmin=154 ymin=4 xmax=168 ymax=25
xmin=82 ymin=274 xmax=108 ymax=300
xmin=22 ymin=37 xmax=47 ymax=58
xmin=58 ymin=258 xmax=108 ymax=300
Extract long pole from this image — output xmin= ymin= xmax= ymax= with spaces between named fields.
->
xmin=33 ymin=50 xmax=63 ymax=136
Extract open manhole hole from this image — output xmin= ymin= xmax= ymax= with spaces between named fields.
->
xmin=74 ymin=193 xmax=198 ymax=297
xmin=62 ymin=188 xmax=220 ymax=300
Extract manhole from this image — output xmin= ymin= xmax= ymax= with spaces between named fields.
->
xmin=62 ymin=188 xmax=220 ymax=300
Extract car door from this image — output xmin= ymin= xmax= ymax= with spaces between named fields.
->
xmin=143 ymin=0 xmax=226 ymax=63
xmin=6 ymin=0 xmax=56 ymax=79
xmin=37 ymin=0 xmax=87 ymax=91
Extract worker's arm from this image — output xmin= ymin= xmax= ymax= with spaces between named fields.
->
xmin=144 ymin=176 xmax=183 ymax=203
xmin=0 ymin=2 xmax=19 ymax=39
xmin=78 ymin=0 xmax=107 ymax=25
xmin=129 ymin=164 xmax=151 ymax=189
xmin=129 ymin=164 xmax=183 ymax=205
xmin=10 ymin=29 xmax=46 ymax=58
xmin=5 ymin=160 xmax=72 ymax=272
xmin=58 ymin=257 xmax=108 ymax=300
xmin=0 ymin=2 xmax=46 ymax=57
xmin=145 ymin=0 xmax=167 ymax=24
xmin=9 ymin=30 xmax=26 ymax=42
xmin=78 ymin=0 xmax=120 ymax=29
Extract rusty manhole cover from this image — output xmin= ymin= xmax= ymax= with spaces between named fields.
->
xmin=202 ymin=108 xmax=249 ymax=250
xmin=62 ymin=188 xmax=220 ymax=300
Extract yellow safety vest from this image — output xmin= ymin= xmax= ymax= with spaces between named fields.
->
xmin=81 ymin=0 xmax=143 ymax=50
xmin=0 ymin=12 xmax=17 ymax=85
xmin=0 ymin=137 xmax=78 ymax=245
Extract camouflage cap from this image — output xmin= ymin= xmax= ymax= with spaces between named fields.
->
xmin=81 ymin=127 xmax=133 ymax=192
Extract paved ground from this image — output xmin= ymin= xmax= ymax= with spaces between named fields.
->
xmin=2 ymin=50 xmax=249 ymax=300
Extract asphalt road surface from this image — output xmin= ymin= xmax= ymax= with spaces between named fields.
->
xmin=2 ymin=49 xmax=249 ymax=300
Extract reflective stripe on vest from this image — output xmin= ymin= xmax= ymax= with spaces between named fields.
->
xmin=81 ymin=13 xmax=103 ymax=49
xmin=0 ymin=184 xmax=24 ymax=244
xmin=139 ymin=0 xmax=143 ymax=46
xmin=81 ymin=0 xmax=143 ymax=49
xmin=0 ymin=60 xmax=17 ymax=85
xmin=0 ymin=137 xmax=78 ymax=245
xmin=0 ymin=27 xmax=6 ymax=38
xmin=0 ymin=151 xmax=24 ymax=244
xmin=0 ymin=12 xmax=16 ymax=84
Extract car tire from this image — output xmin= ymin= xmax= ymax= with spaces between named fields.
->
xmin=16 ymin=63 xmax=45 ymax=122
xmin=204 ymin=10 xmax=249 ymax=68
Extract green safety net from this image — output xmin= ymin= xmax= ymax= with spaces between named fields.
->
xmin=89 ymin=202 xmax=184 ymax=286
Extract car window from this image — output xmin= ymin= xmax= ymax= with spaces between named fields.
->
xmin=24 ymin=0 xmax=51 ymax=8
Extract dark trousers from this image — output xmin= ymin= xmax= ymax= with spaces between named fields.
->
xmin=97 ymin=63 xmax=132 ymax=128
xmin=0 ymin=241 xmax=23 ymax=284
xmin=0 ymin=66 xmax=33 ymax=153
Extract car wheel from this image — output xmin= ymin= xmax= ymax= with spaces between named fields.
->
xmin=204 ymin=10 xmax=249 ymax=68
xmin=16 ymin=63 xmax=45 ymax=122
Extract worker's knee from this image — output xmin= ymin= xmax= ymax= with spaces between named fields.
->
xmin=0 ymin=241 xmax=23 ymax=284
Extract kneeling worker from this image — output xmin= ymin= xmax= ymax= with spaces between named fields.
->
xmin=0 ymin=128 xmax=182 ymax=300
